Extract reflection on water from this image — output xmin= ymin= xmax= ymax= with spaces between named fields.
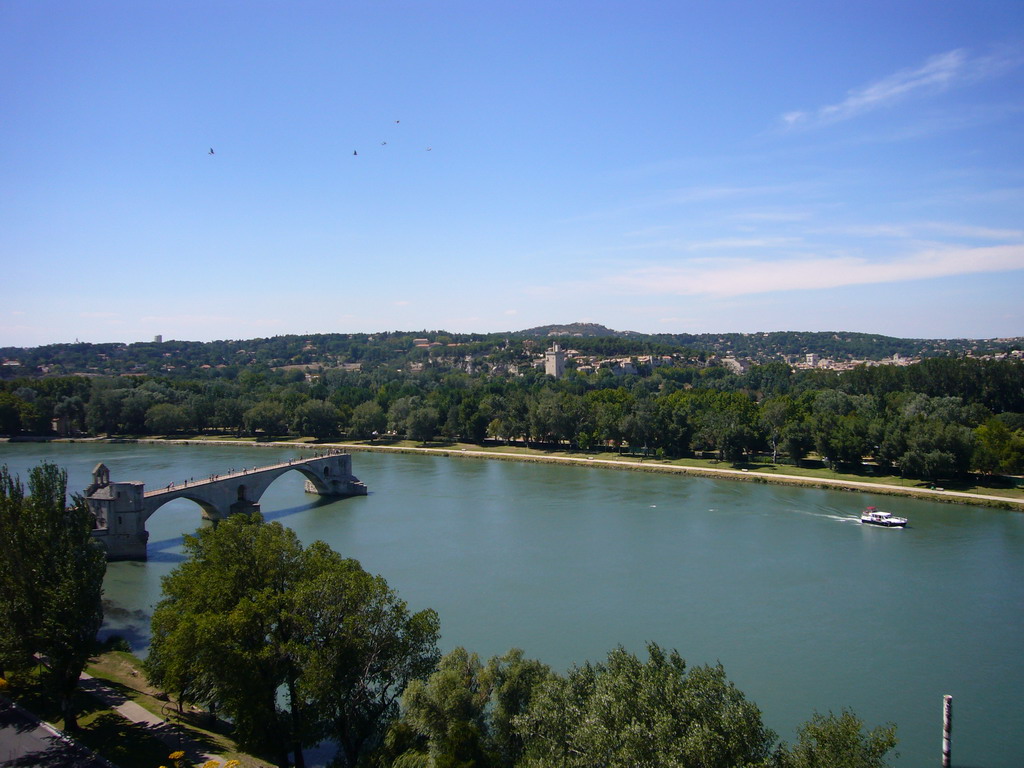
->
xmin=1 ymin=441 xmax=1022 ymax=768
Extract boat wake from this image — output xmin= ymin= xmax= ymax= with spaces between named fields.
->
xmin=785 ymin=505 xmax=861 ymax=524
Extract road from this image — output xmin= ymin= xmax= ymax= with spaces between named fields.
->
xmin=0 ymin=697 xmax=111 ymax=768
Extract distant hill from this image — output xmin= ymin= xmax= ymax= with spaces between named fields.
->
xmin=511 ymin=324 xmax=1023 ymax=361
xmin=512 ymin=323 xmax=642 ymax=338
xmin=2 ymin=325 xmax=1021 ymax=380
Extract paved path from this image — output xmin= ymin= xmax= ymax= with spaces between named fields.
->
xmin=77 ymin=674 xmax=220 ymax=764
xmin=0 ymin=696 xmax=111 ymax=768
xmin=0 ymin=675 xmax=222 ymax=768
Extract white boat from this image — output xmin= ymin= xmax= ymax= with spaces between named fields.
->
xmin=860 ymin=506 xmax=908 ymax=527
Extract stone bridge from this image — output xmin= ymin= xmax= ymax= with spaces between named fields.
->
xmin=85 ymin=451 xmax=367 ymax=560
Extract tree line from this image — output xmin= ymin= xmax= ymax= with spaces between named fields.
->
xmin=2 ymin=356 xmax=1023 ymax=480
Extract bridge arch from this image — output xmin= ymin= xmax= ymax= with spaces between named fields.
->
xmin=144 ymin=491 xmax=221 ymax=522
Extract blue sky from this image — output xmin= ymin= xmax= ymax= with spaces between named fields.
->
xmin=2 ymin=1 xmax=1023 ymax=346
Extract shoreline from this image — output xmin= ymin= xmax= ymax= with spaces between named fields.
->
xmin=29 ymin=436 xmax=1022 ymax=511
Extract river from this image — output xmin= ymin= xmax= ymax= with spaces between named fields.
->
xmin=1 ymin=441 xmax=1022 ymax=767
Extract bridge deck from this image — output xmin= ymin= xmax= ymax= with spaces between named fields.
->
xmin=142 ymin=455 xmax=338 ymax=498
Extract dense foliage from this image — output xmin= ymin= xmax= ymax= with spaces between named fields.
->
xmin=3 ymin=350 xmax=1022 ymax=481
xmin=373 ymin=644 xmax=896 ymax=768
xmin=0 ymin=462 xmax=106 ymax=729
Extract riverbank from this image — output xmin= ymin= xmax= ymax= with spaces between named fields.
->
xmin=48 ymin=435 xmax=1024 ymax=511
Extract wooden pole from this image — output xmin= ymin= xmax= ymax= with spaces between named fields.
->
xmin=942 ymin=694 xmax=953 ymax=768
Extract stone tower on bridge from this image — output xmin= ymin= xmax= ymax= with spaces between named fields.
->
xmin=85 ymin=463 xmax=149 ymax=562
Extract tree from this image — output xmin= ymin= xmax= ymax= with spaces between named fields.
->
xmin=973 ymin=418 xmax=1024 ymax=475
xmin=350 ymin=400 xmax=386 ymax=439
xmin=0 ymin=392 xmax=21 ymax=434
xmin=120 ymin=388 xmax=161 ymax=433
xmin=214 ymin=397 xmax=248 ymax=436
xmin=778 ymin=709 xmax=898 ymax=768
xmin=146 ymin=513 xmax=439 ymax=768
xmin=294 ymin=543 xmax=441 ymax=767
xmin=690 ymin=391 xmax=761 ymax=462
xmin=782 ymin=418 xmax=814 ymax=465
xmin=407 ymin=406 xmax=440 ymax=444
xmin=761 ymin=396 xmax=794 ymax=463
xmin=387 ymin=396 xmax=421 ymax=438
xmin=0 ymin=462 xmax=106 ymax=730
xmin=899 ymin=419 xmax=974 ymax=481
xmin=485 ymin=648 xmax=552 ymax=767
xmin=147 ymin=514 xmax=310 ymax=766
xmin=145 ymin=402 xmax=193 ymax=434
xmin=53 ymin=395 xmax=86 ymax=436
xmin=386 ymin=647 xmax=551 ymax=768
xmin=515 ymin=643 xmax=777 ymax=768
xmin=244 ymin=400 xmax=288 ymax=437
xmin=84 ymin=385 xmax=125 ymax=435
xmin=292 ymin=399 xmax=342 ymax=439
xmin=391 ymin=647 xmax=495 ymax=767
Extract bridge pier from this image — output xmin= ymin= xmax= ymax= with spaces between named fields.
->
xmin=85 ymin=452 xmax=366 ymax=560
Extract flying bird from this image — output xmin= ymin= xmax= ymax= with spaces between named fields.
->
xmin=353 ymin=150 xmax=358 ymax=156
xmin=208 ymin=148 xmax=214 ymax=155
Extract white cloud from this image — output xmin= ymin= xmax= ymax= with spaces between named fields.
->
xmin=920 ymin=223 xmax=1024 ymax=241
xmin=607 ymin=235 xmax=804 ymax=256
xmin=781 ymin=47 xmax=1020 ymax=129
xmin=604 ymin=244 xmax=1024 ymax=298
xmin=683 ymin=237 xmax=801 ymax=251
xmin=816 ymin=222 xmax=1024 ymax=242
xmin=728 ymin=210 xmax=811 ymax=223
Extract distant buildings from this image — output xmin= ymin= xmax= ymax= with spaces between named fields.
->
xmin=720 ymin=357 xmax=749 ymax=374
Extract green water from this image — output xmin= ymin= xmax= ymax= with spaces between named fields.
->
xmin=2 ymin=441 xmax=1022 ymax=767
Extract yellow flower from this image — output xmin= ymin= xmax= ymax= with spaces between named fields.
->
xmin=224 ymin=762 xmax=241 ymax=768
xmin=168 ymin=752 xmax=186 ymax=761
xmin=201 ymin=761 xmax=221 ymax=768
